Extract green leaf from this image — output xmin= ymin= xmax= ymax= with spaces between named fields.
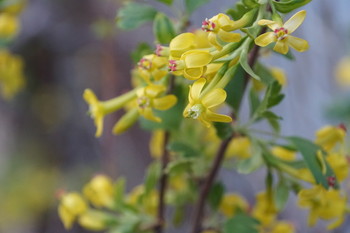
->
xmin=262 ymin=111 xmax=282 ymax=120
xmin=165 ymin=159 xmax=193 ymax=175
xmin=273 ymin=0 xmax=312 ymax=13
xmin=140 ymin=82 xmax=186 ymax=130
xmin=274 ymin=181 xmax=289 ymax=211
xmin=144 ymin=162 xmax=161 ymax=195
xmin=208 ymin=182 xmax=225 ymax=210
xmin=267 ymin=117 xmax=280 ymax=133
xmin=249 ymin=88 xmax=260 ymax=117
xmin=288 ymin=137 xmax=337 ymax=188
xmin=225 ymin=65 xmax=246 ymax=112
xmin=236 ymin=139 xmax=263 ymax=174
xmin=254 ymin=63 xmax=276 ymax=85
xmin=226 ymin=2 xmax=250 ymax=20
xmin=156 ymin=0 xmax=174 ymax=5
xmin=213 ymin=122 xmax=233 ymax=140
xmin=172 ymin=205 xmax=185 ymax=226
xmin=116 ymin=2 xmax=157 ymax=30
xmin=167 ymin=141 xmax=199 ymax=158
xmin=131 ymin=43 xmax=153 ymax=63
xmin=114 ymin=177 xmax=126 ymax=208
xmin=185 ymin=0 xmax=210 ymax=14
xmin=239 ymin=47 xmax=261 ymax=81
xmin=224 ymin=214 xmax=259 ymax=233
xmin=153 ymin=13 xmax=176 ymax=44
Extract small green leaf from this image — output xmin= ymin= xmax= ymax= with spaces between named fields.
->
xmin=249 ymin=88 xmax=260 ymax=117
xmin=274 ymin=181 xmax=289 ymax=211
xmin=225 ymin=65 xmax=246 ymax=112
xmin=144 ymin=162 xmax=161 ymax=195
xmin=267 ymin=117 xmax=280 ymax=133
xmin=165 ymin=159 xmax=193 ymax=175
xmin=224 ymin=214 xmax=259 ymax=233
xmin=226 ymin=2 xmax=250 ymax=20
xmin=237 ymin=139 xmax=263 ymax=174
xmin=185 ymin=0 xmax=210 ymax=14
xmin=153 ymin=13 xmax=176 ymax=44
xmin=116 ymin=2 xmax=157 ymax=30
xmin=208 ymin=182 xmax=225 ymax=210
xmin=254 ymin=63 xmax=276 ymax=85
xmin=213 ymin=122 xmax=233 ymax=140
xmin=131 ymin=43 xmax=153 ymax=63
xmin=239 ymin=47 xmax=261 ymax=81
xmin=288 ymin=137 xmax=337 ymax=188
xmin=156 ymin=0 xmax=174 ymax=5
xmin=273 ymin=0 xmax=312 ymax=13
xmin=167 ymin=141 xmax=199 ymax=158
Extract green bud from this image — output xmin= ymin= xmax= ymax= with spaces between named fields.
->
xmin=153 ymin=13 xmax=176 ymax=44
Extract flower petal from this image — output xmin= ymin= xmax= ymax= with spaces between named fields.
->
xmin=273 ymin=40 xmax=289 ymax=54
xmin=169 ymin=32 xmax=195 ymax=58
xmin=208 ymin=32 xmax=222 ymax=50
xmin=183 ymin=50 xmax=213 ymax=68
xmin=144 ymin=85 xmax=166 ymax=98
xmin=255 ymin=32 xmax=276 ymax=47
xmin=258 ymin=20 xmax=281 ymax=30
xmin=202 ymin=88 xmax=226 ymax=108
xmin=184 ymin=67 xmax=205 ymax=80
xmin=206 ymin=110 xmax=232 ymax=123
xmin=218 ymin=29 xmax=241 ymax=43
xmin=141 ymin=107 xmax=161 ymax=122
xmin=153 ymin=95 xmax=177 ymax=110
xmin=287 ymin=35 xmax=309 ymax=52
xmin=190 ymin=78 xmax=206 ymax=101
xmin=283 ymin=10 xmax=306 ymax=34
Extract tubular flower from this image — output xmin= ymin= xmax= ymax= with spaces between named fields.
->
xmin=83 ymin=175 xmax=115 ymax=208
xmin=219 ymin=193 xmax=249 ymax=217
xmin=315 ymin=125 xmax=346 ymax=151
xmin=202 ymin=13 xmax=242 ymax=50
xmin=183 ymin=78 xmax=232 ymax=127
xmin=255 ymin=10 xmax=309 ymax=54
xmin=136 ymin=84 xmax=177 ymax=122
xmin=58 ymin=192 xmax=88 ymax=230
xmin=252 ymin=191 xmax=278 ymax=226
xmin=136 ymin=54 xmax=168 ymax=82
xmin=83 ymin=89 xmax=137 ymax=137
xmin=169 ymin=50 xmax=213 ymax=80
xmin=298 ymin=185 xmax=347 ymax=230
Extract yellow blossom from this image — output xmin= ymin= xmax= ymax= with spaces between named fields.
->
xmin=219 ymin=193 xmax=249 ymax=217
xmin=58 ymin=192 xmax=88 ymax=229
xmin=202 ymin=13 xmax=242 ymax=50
xmin=298 ymin=185 xmax=347 ymax=229
xmin=169 ymin=50 xmax=213 ymax=80
xmin=326 ymin=153 xmax=349 ymax=181
xmin=83 ymin=88 xmax=137 ymax=137
xmin=168 ymin=32 xmax=196 ymax=59
xmin=83 ymin=175 xmax=115 ymax=208
xmin=270 ymin=221 xmax=295 ymax=233
xmin=149 ymin=130 xmax=165 ymax=159
xmin=78 ymin=210 xmax=109 ymax=231
xmin=126 ymin=185 xmax=159 ymax=216
xmin=315 ymin=125 xmax=346 ymax=151
xmin=136 ymin=84 xmax=177 ymax=122
xmin=335 ymin=57 xmax=350 ymax=87
xmin=112 ymin=108 xmax=139 ymax=134
xmin=183 ymin=78 xmax=232 ymax=127
xmin=225 ymin=137 xmax=252 ymax=159
xmin=136 ymin=54 xmax=168 ymax=82
xmin=270 ymin=67 xmax=287 ymax=86
xmin=0 ymin=13 xmax=19 ymax=39
xmin=255 ymin=10 xmax=309 ymax=54
xmin=271 ymin=146 xmax=296 ymax=161
xmin=252 ymin=191 xmax=278 ymax=226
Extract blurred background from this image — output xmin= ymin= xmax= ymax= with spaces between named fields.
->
xmin=0 ymin=0 xmax=350 ymax=232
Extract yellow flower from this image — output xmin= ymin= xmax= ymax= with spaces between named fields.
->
xmin=112 ymin=108 xmax=139 ymax=134
xmin=219 ymin=193 xmax=249 ymax=217
xmin=202 ymin=13 xmax=242 ymax=50
xmin=126 ymin=185 xmax=159 ymax=216
xmin=252 ymin=191 xmax=277 ymax=226
xmin=326 ymin=153 xmax=349 ymax=182
xmin=83 ymin=175 xmax=115 ymax=208
xmin=168 ymin=32 xmax=196 ymax=59
xmin=183 ymin=78 xmax=232 ymax=127
xmin=225 ymin=137 xmax=252 ymax=159
xmin=58 ymin=192 xmax=88 ymax=229
xmin=136 ymin=84 xmax=177 ymax=122
xmin=136 ymin=54 xmax=168 ymax=82
xmin=270 ymin=221 xmax=295 ymax=233
xmin=0 ymin=13 xmax=19 ymax=39
xmin=271 ymin=146 xmax=296 ymax=161
xmin=169 ymin=50 xmax=213 ymax=80
xmin=83 ymin=88 xmax=137 ymax=137
xmin=315 ymin=125 xmax=346 ymax=151
xmin=78 ymin=210 xmax=109 ymax=231
xmin=335 ymin=57 xmax=350 ymax=87
xmin=149 ymin=130 xmax=165 ymax=159
xmin=298 ymin=185 xmax=347 ymax=229
xmin=255 ymin=10 xmax=309 ymax=54
xmin=0 ymin=50 xmax=25 ymax=99
xmin=1 ymin=0 xmax=26 ymax=14
xmin=270 ymin=67 xmax=287 ymax=86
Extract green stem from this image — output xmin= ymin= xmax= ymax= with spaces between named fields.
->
xmin=103 ymin=88 xmax=137 ymax=114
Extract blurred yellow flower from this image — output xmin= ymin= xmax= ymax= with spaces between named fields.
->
xmin=270 ymin=221 xmax=295 ymax=233
xmin=315 ymin=125 xmax=346 ymax=151
xmin=78 ymin=210 xmax=108 ymax=231
xmin=225 ymin=137 xmax=252 ymax=159
xmin=298 ymin=185 xmax=347 ymax=229
xmin=335 ymin=56 xmax=350 ymax=87
xmin=0 ymin=13 xmax=19 ymax=39
xmin=58 ymin=192 xmax=88 ymax=229
xmin=255 ymin=10 xmax=309 ymax=54
xmin=136 ymin=84 xmax=177 ymax=122
xmin=326 ymin=153 xmax=349 ymax=182
xmin=183 ymin=78 xmax=232 ymax=127
xmin=271 ymin=146 xmax=296 ymax=161
xmin=219 ymin=193 xmax=249 ymax=217
xmin=126 ymin=185 xmax=159 ymax=216
xmin=252 ymin=191 xmax=277 ymax=226
xmin=83 ymin=175 xmax=115 ymax=208
xmin=270 ymin=67 xmax=287 ymax=86
xmin=149 ymin=130 xmax=165 ymax=159
xmin=136 ymin=54 xmax=168 ymax=82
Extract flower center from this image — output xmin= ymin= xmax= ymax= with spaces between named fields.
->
xmin=137 ymin=96 xmax=150 ymax=109
xmin=138 ymin=58 xmax=152 ymax=70
xmin=274 ymin=27 xmax=288 ymax=40
xmin=201 ymin=18 xmax=216 ymax=32
xmin=186 ymin=104 xmax=203 ymax=119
